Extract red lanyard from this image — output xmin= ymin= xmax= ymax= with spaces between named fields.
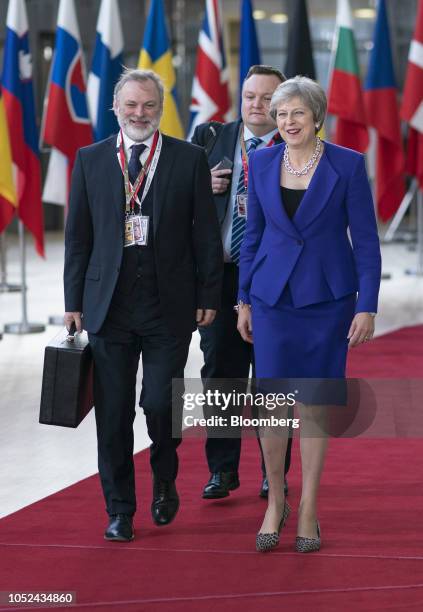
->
xmin=119 ymin=130 xmax=159 ymax=214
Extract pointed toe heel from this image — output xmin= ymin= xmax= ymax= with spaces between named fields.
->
xmin=295 ymin=521 xmax=321 ymax=553
xmin=256 ymin=501 xmax=291 ymax=553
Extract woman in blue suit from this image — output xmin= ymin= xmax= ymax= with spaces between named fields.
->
xmin=237 ymin=77 xmax=381 ymax=553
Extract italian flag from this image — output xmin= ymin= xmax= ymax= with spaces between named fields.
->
xmin=328 ymin=0 xmax=369 ymax=152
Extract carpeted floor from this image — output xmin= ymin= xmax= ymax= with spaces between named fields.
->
xmin=0 ymin=326 xmax=422 ymax=611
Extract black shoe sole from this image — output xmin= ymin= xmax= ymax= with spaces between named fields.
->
xmin=104 ymin=533 xmax=134 ymax=542
xmin=202 ymin=489 xmax=230 ymax=499
xmin=202 ymin=481 xmax=240 ymax=499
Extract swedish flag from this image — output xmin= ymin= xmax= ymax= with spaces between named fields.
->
xmin=138 ymin=0 xmax=184 ymax=138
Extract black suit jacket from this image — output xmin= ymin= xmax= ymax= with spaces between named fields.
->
xmin=191 ymin=120 xmax=283 ymax=225
xmin=64 ymin=133 xmax=223 ymax=338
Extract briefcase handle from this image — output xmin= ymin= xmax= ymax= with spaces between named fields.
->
xmin=67 ymin=322 xmax=77 ymax=343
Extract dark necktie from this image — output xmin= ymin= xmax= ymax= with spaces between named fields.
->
xmin=128 ymin=143 xmax=147 ymax=185
xmin=230 ymin=137 xmax=262 ymax=264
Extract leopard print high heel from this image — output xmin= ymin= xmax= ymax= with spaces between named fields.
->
xmin=256 ymin=501 xmax=291 ymax=552
xmin=295 ymin=521 xmax=321 ymax=553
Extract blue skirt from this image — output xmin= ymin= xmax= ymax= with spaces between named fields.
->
xmin=251 ymin=287 xmax=356 ymax=379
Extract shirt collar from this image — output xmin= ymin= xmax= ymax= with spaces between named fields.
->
xmin=243 ymin=125 xmax=278 ymax=145
xmin=120 ymin=130 xmax=157 ymax=157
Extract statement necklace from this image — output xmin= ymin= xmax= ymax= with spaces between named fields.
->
xmin=283 ymin=137 xmax=321 ymax=176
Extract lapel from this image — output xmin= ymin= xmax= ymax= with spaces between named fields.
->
xmin=256 ymin=144 xmax=301 ymax=240
xmin=152 ymin=134 xmax=176 ymax=235
xmin=256 ymin=142 xmax=340 ymax=238
xmin=293 ymin=144 xmax=339 ymax=231
xmin=105 ymin=135 xmax=126 ymax=224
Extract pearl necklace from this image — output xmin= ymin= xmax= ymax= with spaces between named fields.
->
xmin=283 ymin=137 xmax=321 ymax=176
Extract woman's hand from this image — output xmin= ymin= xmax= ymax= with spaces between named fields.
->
xmin=237 ymin=305 xmax=253 ymax=343
xmin=347 ymin=312 xmax=375 ymax=348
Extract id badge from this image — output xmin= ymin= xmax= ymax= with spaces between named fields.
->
xmin=236 ymin=193 xmax=248 ymax=218
xmin=124 ymin=218 xmax=135 ymax=247
xmin=137 ymin=215 xmax=150 ymax=246
xmin=132 ymin=215 xmax=144 ymax=245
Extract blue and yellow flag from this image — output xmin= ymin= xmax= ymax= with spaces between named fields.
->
xmin=138 ymin=0 xmax=184 ymax=138
xmin=0 ymin=83 xmax=16 ymax=233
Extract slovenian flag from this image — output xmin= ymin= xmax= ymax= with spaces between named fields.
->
xmin=2 ymin=0 xmax=44 ymax=256
xmin=87 ymin=0 xmax=123 ymax=142
xmin=41 ymin=0 xmax=92 ymax=206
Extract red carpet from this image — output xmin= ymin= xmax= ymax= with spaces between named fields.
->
xmin=0 ymin=326 xmax=422 ymax=611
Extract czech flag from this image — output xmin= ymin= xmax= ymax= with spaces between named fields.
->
xmin=2 ymin=0 xmax=44 ymax=256
xmin=364 ymin=0 xmax=405 ymax=221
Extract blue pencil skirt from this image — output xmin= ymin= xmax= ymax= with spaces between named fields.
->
xmin=251 ymin=287 xmax=356 ymax=380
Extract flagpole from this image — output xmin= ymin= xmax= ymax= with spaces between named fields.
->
xmin=406 ymin=188 xmax=423 ymax=277
xmin=383 ymin=180 xmax=418 ymax=242
xmin=0 ymin=233 xmax=21 ymax=293
xmin=3 ymin=221 xmax=45 ymax=334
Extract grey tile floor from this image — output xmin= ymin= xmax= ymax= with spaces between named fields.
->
xmin=0 ymin=230 xmax=422 ymax=519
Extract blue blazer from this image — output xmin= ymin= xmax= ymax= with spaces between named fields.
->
xmin=238 ymin=141 xmax=381 ymax=313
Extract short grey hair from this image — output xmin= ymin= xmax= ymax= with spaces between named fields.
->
xmin=269 ymin=76 xmax=327 ymax=132
xmin=113 ymin=67 xmax=164 ymax=108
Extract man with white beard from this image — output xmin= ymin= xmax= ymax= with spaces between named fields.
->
xmin=64 ymin=69 xmax=222 ymax=542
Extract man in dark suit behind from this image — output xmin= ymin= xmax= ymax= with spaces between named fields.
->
xmin=64 ymin=68 xmax=222 ymax=541
xmin=191 ymin=65 xmax=292 ymax=500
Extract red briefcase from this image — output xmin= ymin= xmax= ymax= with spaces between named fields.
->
xmin=39 ymin=327 xmax=94 ymax=428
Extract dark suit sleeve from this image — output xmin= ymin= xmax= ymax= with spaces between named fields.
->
xmin=63 ymin=150 xmax=93 ymax=313
xmin=192 ymin=149 xmax=223 ymax=309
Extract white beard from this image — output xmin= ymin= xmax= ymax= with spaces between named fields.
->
xmin=118 ymin=114 xmax=161 ymax=142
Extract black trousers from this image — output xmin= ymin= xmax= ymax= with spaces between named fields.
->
xmin=199 ymin=263 xmax=292 ymax=476
xmin=89 ymin=298 xmax=191 ymax=517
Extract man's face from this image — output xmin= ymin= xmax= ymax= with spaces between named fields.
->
xmin=114 ymin=79 xmax=162 ymax=141
xmin=241 ymin=73 xmax=282 ymax=136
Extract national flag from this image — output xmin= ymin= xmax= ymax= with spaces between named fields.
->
xmin=187 ymin=0 xmax=231 ymax=139
xmin=2 ymin=0 xmax=44 ymax=256
xmin=87 ymin=0 xmax=123 ymax=141
xmin=401 ymin=0 xmax=423 ymax=190
xmin=0 ymin=81 xmax=16 ymax=233
xmin=239 ymin=0 xmax=261 ymax=108
xmin=138 ymin=0 xmax=184 ymax=138
xmin=328 ymin=0 xmax=369 ymax=152
xmin=364 ymin=0 xmax=405 ymax=221
xmin=41 ymin=0 xmax=93 ymax=205
xmin=284 ymin=0 xmax=315 ymax=79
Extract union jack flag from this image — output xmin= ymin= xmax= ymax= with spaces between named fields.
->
xmin=187 ymin=0 xmax=231 ymax=139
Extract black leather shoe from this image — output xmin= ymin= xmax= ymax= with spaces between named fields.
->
xmin=202 ymin=471 xmax=240 ymax=499
xmin=151 ymin=477 xmax=180 ymax=526
xmin=104 ymin=514 xmax=134 ymax=542
xmin=259 ymin=477 xmax=288 ymax=498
